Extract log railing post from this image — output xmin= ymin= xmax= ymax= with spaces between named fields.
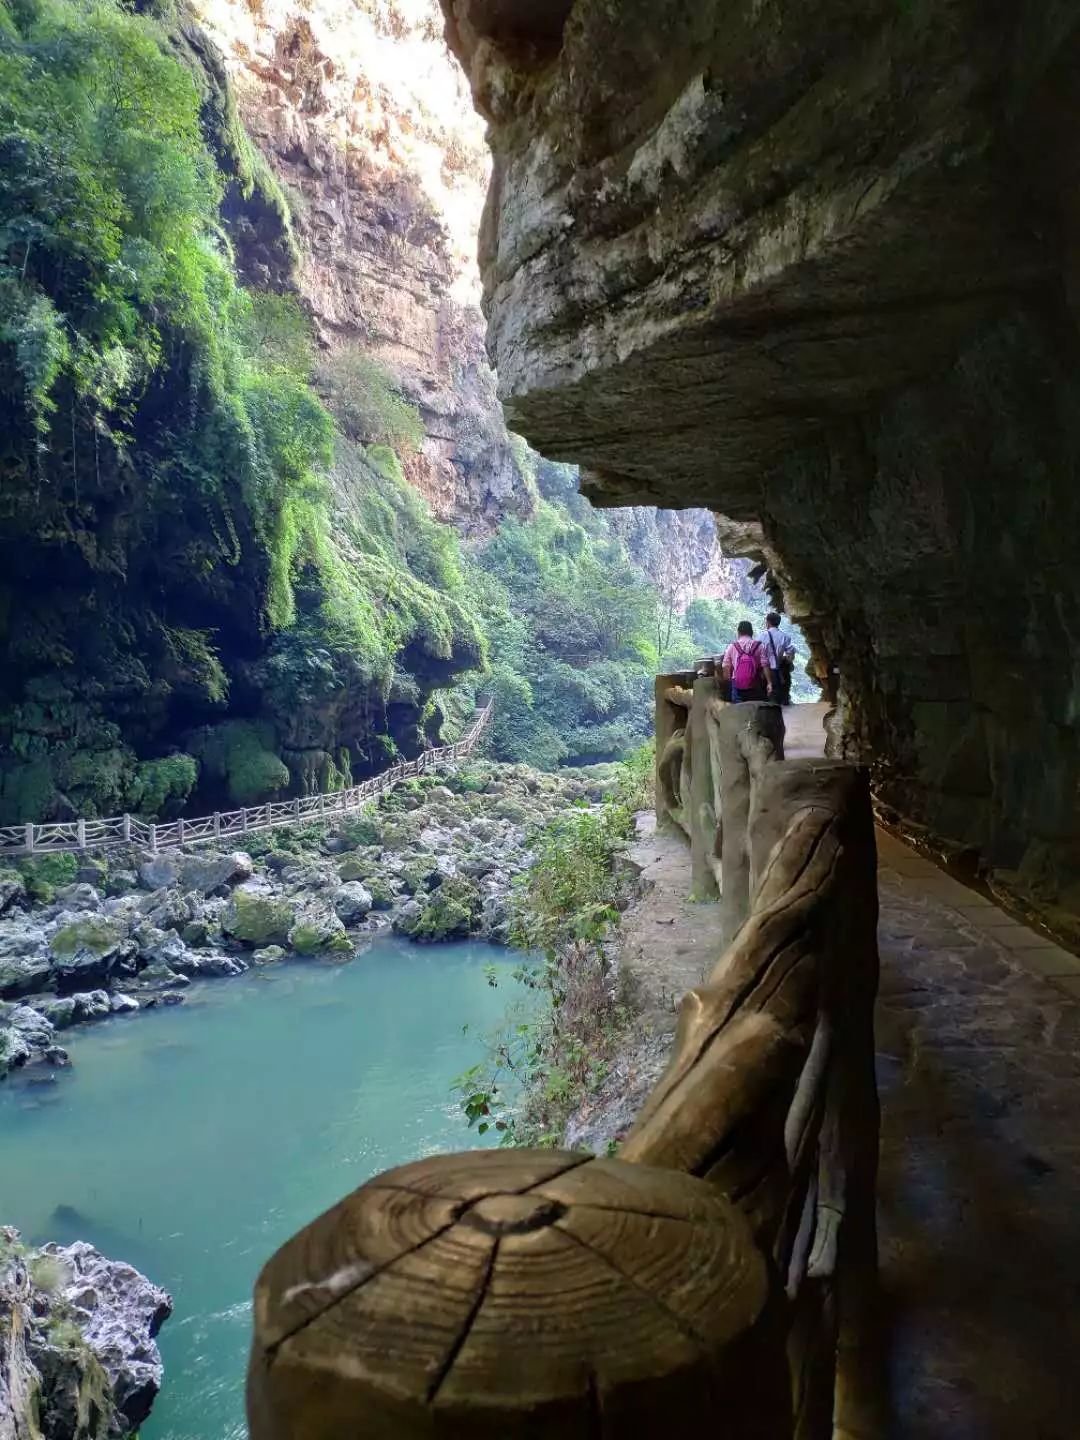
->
xmin=654 ymin=670 xmax=694 ymax=833
xmin=688 ymin=673 xmax=721 ymax=900
xmin=24 ymin=823 xmax=34 ymax=853
xmin=247 ymin=1150 xmax=788 ymax=1440
xmin=122 ymin=814 xmax=131 ymax=843
xmin=709 ymin=700 xmax=786 ymax=945
xmin=76 ymin=818 xmax=86 ymax=851
xmin=148 ymin=823 xmax=157 ymax=855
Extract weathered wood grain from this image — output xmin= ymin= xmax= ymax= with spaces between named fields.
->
xmin=247 ymin=1150 xmax=786 ymax=1438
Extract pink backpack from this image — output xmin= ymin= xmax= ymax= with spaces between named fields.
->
xmin=732 ymin=640 xmax=761 ymax=691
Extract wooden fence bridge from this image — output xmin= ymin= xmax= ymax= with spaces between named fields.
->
xmin=0 ymin=703 xmax=493 ymax=857
xmin=245 ymin=668 xmax=882 ymax=1439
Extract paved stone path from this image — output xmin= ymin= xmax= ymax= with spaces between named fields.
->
xmin=615 ymin=703 xmax=1080 ymax=1435
xmin=876 ymin=829 xmax=1080 ymax=1438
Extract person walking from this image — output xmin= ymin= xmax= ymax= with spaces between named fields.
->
xmin=722 ymin=621 xmax=772 ymax=702
xmin=759 ymin=611 xmax=795 ymax=706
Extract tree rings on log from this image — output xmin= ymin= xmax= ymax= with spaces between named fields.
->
xmin=247 ymin=1148 xmax=780 ymax=1438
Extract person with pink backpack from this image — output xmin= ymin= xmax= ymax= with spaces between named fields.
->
xmin=721 ymin=620 xmax=774 ymax=703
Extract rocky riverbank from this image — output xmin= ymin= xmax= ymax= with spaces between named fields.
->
xmin=0 ymin=761 xmax=611 ymax=1081
xmin=0 ymin=1228 xmax=171 ymax=1438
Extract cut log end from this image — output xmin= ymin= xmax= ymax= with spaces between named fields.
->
xmin=247 ymin=1148 xmax=776 ymax=1439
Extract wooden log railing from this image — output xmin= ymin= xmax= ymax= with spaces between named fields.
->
xmin=246 ymin=686 xmax=881 ymax=1439
xmin=0 ymin=703 xmax=493 ymax=857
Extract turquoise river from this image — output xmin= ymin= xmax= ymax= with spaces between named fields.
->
xmin=0 ymin=937 xmax=525 ymax=1438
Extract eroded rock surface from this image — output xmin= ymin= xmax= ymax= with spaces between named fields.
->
xmin=0 ymin=1229 xmax=171 ymax=1438
xmin=443 ymin=0 xmax=1080 ymax=925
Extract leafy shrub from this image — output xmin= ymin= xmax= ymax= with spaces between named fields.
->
xmin=317 ymin=348 xmax=424 ymax=453
xmin=453 ymin=749 xmax=646 ymax=1146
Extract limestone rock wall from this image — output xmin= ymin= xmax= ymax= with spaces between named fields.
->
xmin=194 ymin=0 xmax=530 ymax=535
xmin=602 ymin=507 xmax=756 ymax=610
xmin=440 ymin=0 xmax=1080 ymax=922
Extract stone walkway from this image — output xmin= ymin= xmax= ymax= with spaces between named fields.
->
xmin=611 ymin=704 xmax=1080 ymax=1436
xmin=876 ymin=829 xmax=1080 ymax=1438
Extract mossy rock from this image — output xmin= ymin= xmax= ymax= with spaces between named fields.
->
xmin=50 ymin=916 xmax=126 ymax=960
xmin=252 ymin=945 xmax=287 ymax=965
xmin=18 ymin=852 xmax=78 ymax=904
xmin=379 ymin=820 xmax=418 ymax=849
xmin=181 ymin=918 xmax=219 ymax=948
xmin=493 ymin=798 xmax=531 ymax=824
xmin=366 ymin=876 xmax=395 ymax=910
xmin=74 ymin=856 xmax=107 ymax=885
xmin=222 ymin=890 xmax=296 ymax=947
xmin=400 ymin=861 xmax=440 ymax=896
xmin=188 ymin=719 xmax=289 ymax=806
xmin=0 ymin=867 xmax=26 ymax=913
xmin=337 ymin=851 xmax=380 ymax=882
xmin=338 ymin=815 xmax=382 ymax=848
xmin=289 ymin=914 xmax=353 ymax=956
xmin=407 ymin=876 xmax=482 ymax=943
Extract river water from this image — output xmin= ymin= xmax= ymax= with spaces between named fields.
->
xmin=0 ymin=937 xmax=524 ymax=1439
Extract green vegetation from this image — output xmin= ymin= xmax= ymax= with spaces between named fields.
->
xmin=317 ymin=348 xmax=424 ymax=453
xmin=452 ymin=745 xmax=652 ymax=1145
xmin=50 ymin=915 xmax=124 ymax=959
xmin=469 ymin=482 xmax=661 ymax=768
xmin=0 ymin=0 xmax=485 ymax=823
xmin=289 ymin=917 xmax=352 ymax=955
xmin=401 ymin=874 xmax=481 ymax=943
xmin=188 ymin=720 xmax=289 ymax=806
xmin=16 ymin=851 xmax=76 ymax=904
xmin=128 ymin=755 xmax=200 ymax=816
xmin=222 ymin=890 xmax=295 ymax=946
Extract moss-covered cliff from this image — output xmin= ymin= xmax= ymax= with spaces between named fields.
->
xmin=0 ymin=0 xmax=483 ymax=822
xmin=440 ymin=0 xmax=1080 ymax=930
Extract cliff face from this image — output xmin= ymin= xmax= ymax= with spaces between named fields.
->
xmin=603 ymin=507 xmax=756 ymax=611
xmin=193 ymin=0 xmax=530 ymax=536
xmin=0 ymin=0 xmax=487 ymax=825
xmin=441 ymin=1 xmax=1080 ymax=928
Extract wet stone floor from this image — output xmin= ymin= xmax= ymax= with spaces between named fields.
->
xmin=875 ymin=832 xmax=1080 ymax=1439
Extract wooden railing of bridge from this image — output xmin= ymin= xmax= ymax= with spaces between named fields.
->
xmin=246 ymin=675 xmax=881 ymax=1439
xmin=0 ymin=703 xmax=493 ymax=857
